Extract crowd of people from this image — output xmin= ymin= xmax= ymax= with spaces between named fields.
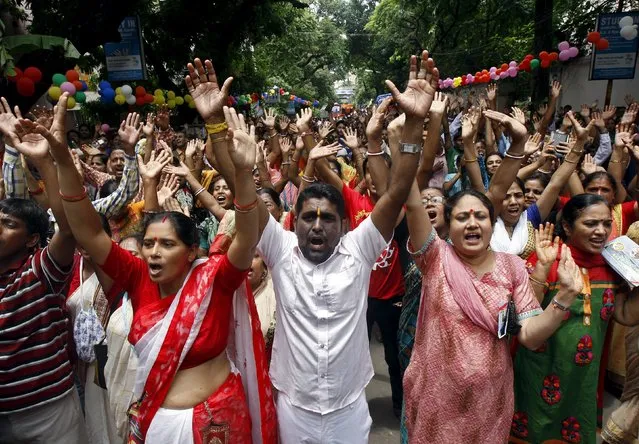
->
xmin=1 ymin=50 xmax=639 ymax=444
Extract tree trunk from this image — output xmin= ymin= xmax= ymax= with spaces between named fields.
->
xmin=532 ymin=0 xmax=552 ymax=102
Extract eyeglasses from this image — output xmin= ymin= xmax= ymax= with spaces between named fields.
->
xmin=422 ymin=196 xmax=444 ymax=205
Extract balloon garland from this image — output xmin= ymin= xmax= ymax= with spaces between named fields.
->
xmin=439 ymin=41 xmax=581 ymax=90
xmin=5 ymin=66 xmax=44 ymax=97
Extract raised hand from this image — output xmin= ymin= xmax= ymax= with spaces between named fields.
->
xmin=280 ymin=137 xmax=293 ymax=158
xmin=486 ymin=84 xmax=497 ymax=102
xmin=429 ymin=91 xmax=448 ymax=117
xmin=590 ymin=111 xmax=605 ymax=130
xmin=256 ymin=140 xmax=267 ymax=164
xmin=602 ymin=105 xmax=617 ymax=121
xmin=308 ymin=141 xmax=341 ymax=161
xmin=525 ymin=133 xmax=543 ymax=157
xmin=510 ymin=107 xmax=526 ymax=126
xmin=366 ymin=97 xmax=391 ymax=141
xmin=580 ymin=104 xmax=590 ymax=118
xmin=537 ymin=103 xmax=548 ymax=116
xmin=278 ymin=115 xmax=290 ymax=132
xmin=614 ymin=123 xmax=633 ymax=147
xmin=163 ymin=161 xmax=190 ymax=177
xmin=184 ymin=58 xmax=233 ymax=123
xmin=157 ymin=173 xmax=180 ymax=207
xmin=556 ymin=246 xmax=584 ymax=301
xmin=535 ymin=222 xmax=560 ymax=267
xmin=138 ymin=147 xmax=172 ymax=181
xmin=461 ymin=107 xmax=480 ymax=141
xmin=142 ymin=113 xmax=155 ymax=137
xmin=0 ymin=97 xmax=23 ymax=144
xmin=483 ymin=109 xmax=528 ymax=142
xmin=550 ymin=80 xmax=562 ymax=99
xmin=185 ymin=139 xmax=198 ymax=159
xmin=581 ymin=153 xmax=600 ymax=176
xmin=296 ymin=108 xmax=313 ymax=133
xmin=17 ymin=92 xmax=69 ymax=158
xmin=343 ymin=127 xmax=359 ymax=150
xmin=318 ymin=121 xmax=334 ymax=140
xmin=385 ymin=50 xmax=439 ymax=120
xmin=119 ymin=112 xmax=143 ymax=149
xmin=154 ymin=106 xmax=170 ymax=130
xmin=621 ymin=103 xmax=639 ymax=125
xmin=223 ymin=106 xmax=257 ymax=171
xmin=532 ymin=114 xmax=541 ymax=132
xmin=625 ymin=94 xmax=635 ymax=106
xmin=261 ymin=108 xmax=276 ymax=129
xmin=565 ymin=111 xmax=592 ymax=141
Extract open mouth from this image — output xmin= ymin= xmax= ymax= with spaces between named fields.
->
xmin=464 ymin=232 xmax=481 ymax=243
xmin=590 ymin=238 xmax=605 ymax=249
xmin=309 ymin=236 xmax=325 ymax=250
xmin=216 ymin=195 xmax=227 ymax=205
xmin=148 ymin=263 xmax=163 ymax=276
xmin=427 ymin=210 xmax=437 ymax=221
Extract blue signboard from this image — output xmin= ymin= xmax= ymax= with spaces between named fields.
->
xmin=590 ymin=12 xmax=639 ymax=81
xmin=104 ymin=16 xmax=147 ymax=81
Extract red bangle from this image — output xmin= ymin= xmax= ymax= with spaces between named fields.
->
xmin=28 ymin=187 xmax=44 ymax=196
xmin=233 ymin=198 xmax=258 ymax=213
xmin=59 ymin=187 xmax=88 ymax=202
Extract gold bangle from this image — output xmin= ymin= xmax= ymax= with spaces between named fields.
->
xmin=205 ymin=122 xmax=229 ymax=135
xmin=529 ymin=276 xmax=548 ymax=288
xmin=464 ymin=157 xmax=478 ymax=163
xmin=301 ymin=175 xmax=315 ymax=183
xmin=563 ymin=158 xmax=578 ymax=164
xmin=209 ymin=135 xmax=227 ymax=144
xmin=609 ymin=159 xmax=622 ymax=163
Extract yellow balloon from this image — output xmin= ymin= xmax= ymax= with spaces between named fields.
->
xmin=175 ymin=96 xmax=184 ymax=105
xmin=154 ymin=95 xmax=166 ymax=105
xmin=66 ymin=97 xmax=76 ymax=109
xmin=184 ymin=94 xmax=192 ymax=102
xmin=115 ymin=87 xmax=123 ymax=95
xmin=115 ymin=94 xmax=126 ymax=105
xmin=167 ymin=99 xmax=176 ymax=109
xmin=167 ymin=91 xmax=176 ymax=99
xmin=48 ymin=86 xmax=62 ymax=101
xmin=188 ymin=101 xmax=196 ymax=109
xmin=154 ymin=89 xmax=164 ymax=96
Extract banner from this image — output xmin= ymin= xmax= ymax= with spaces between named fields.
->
xmin=590 ymin=12 xmax=639 ymax=81
xmin=104 ymin=16 xmax=147 ymax=81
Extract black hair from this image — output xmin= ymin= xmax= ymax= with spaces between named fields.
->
xmin=0 ymin=198 xmax=50 ymax=247
xmin=98 ymin=213 xmax=113 ymax=238
xmin=556 ymin=194 xmax=608 ymax=241
xmin=444 ymin=189 xmax=495 ymax=225
xmin=510 ymin=177 xmax=526 ymax=194
xmin=295 ymin=182 xmax=345 ymax=219
xmin=67 ymin=130 xmax=80 ymax=140
xmin=525 ymin=171 xmax=551 ymax=188
xmin=143 ymin=211 xmax=198 ymax=247
xmin=582 ymin=171 xmax=617 ymax=194
xmin=257 ymin=188 xmax=282 ymax=208
xmin=98 ymin=179 xmax=119 ymax=199
xmin=486 ymin=152 xmax=504 ymax=160
xmin=91 ymin=153 xmax=108 ymax=165
xmin=119 ymin=233 xmax=143 ymax=247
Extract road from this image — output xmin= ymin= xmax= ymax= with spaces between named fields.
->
xmin=365 ymin=337 xmax=621 ymax=444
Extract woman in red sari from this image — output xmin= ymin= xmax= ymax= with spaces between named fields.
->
xmin=33 ymin=81 xmax=277 ymax=442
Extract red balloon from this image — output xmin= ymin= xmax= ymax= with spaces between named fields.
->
xmin=482 ymin=69 xmax=488 ymax=75
xmin=461 ymin=76 xmax=467 ymax=85
xmin=136 ymin=96 xmax=145 ymax=106
xmin=7 ymin=67 xmax=23 ymax=82
xmin=587 ymin=31 xmax=601 ymax=44
xmin=525 ymin=54 xmax=534 ymax=61
xmin=541 ymin=59 xmax=551 ymax=68
xmin=16 ymin=77 xmax=35 ymax=96
xmin=500 ymin=63 xmax=508 ymax=71
xmin=66 ymin=69 xmax=80 ymax=82
xmin=145 ymin=93 xmax=154 ymax=104
xmin=596 ymin=38 xmax=609 ymax=50
xmin=72 ymin=80 xmax=83 ymax=91
xmin=135 ymin=86 xmax=146 ymax=97
xmin=539 ymin=51 xmax=549 ymax=60
xmin=549 ymin=52 xmax=559 ymax=62
xmin=24 ymin=67 xmax=42 ymax=83
xmin=496 ymin=69 xmax=502 ymax=76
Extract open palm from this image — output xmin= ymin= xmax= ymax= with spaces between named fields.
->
xmin=224 ymin=106 xmax=256 ymax=170
xmin=386 ymin=51 xmax=439 ymax=120
xmin=185 ymin=58 xmax=232 ymax=122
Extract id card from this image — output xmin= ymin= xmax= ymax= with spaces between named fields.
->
xmin=498 ymin=303 xmax=509 ymax=339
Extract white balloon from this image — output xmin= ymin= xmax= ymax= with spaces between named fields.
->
xmin=121 ymin=85 xmax=133 ymax=96
xmin=619 ymin=15 xmax=634 ymax=28
xmin=621 ymin=25 xmax=638 ymax=40
xmin=126 ymin=95 xmax=136 ymax=105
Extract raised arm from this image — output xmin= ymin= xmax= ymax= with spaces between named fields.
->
xmin=300 ymin=142 xmax=341 ymax=193
xmin=142 ymin=113 xmax=155 ymax=164
xmin=137 ymin=146 xmax=172 ymax=212
xmin=417 ymin=92 xmax=447 ymax=190
xmin=364 ymin=97 xmax=392 ymax=193
xmin=537 ymin=81 xmax=562 ymax=137
xmin=371 ymin=50 xmax=439 ymax=241
xmin=460 ymin=107 xmax=485 ymax=192
xmin=483 ymin=110 xmax=528 ymax=218
xmin=262 ymin=108 xmax=281 ymax=164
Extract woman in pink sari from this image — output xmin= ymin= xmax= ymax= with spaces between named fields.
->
xmin=37 ymin=86 xmax=277 ymax=442
xmin=402 ymin=111 xmax=585 ymax=443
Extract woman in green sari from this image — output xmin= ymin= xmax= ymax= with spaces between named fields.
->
xmin=511 ymin=194 xmax=639 ymax=444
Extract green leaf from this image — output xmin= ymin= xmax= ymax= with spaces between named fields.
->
xmin=2 ymin=34 xmax=81 ymax=60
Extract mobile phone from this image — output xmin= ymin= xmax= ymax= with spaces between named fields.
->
xmin=550 ymin=131 xmax=569 ymax=145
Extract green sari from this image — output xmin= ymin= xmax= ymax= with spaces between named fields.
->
xmin=511 ymin=245 xmax=618 ymax=444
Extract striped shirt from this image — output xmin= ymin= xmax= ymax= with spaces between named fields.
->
xmin=0 ymin=247 xmax=74 ymax=414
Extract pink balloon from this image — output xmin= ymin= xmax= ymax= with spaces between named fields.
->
xmin=558 ymin=41 xmax=570 ymax=51
xmin=508 ymin=67 xmax=518 ymax=77
xmin=60 ymin=81 xmax=76 ymax=95
xmin=490 ymin=72 xmax=497 ymax=80
xmin=499 ymin=71 xmax=508 ymax=79
xmin=101 ymin=124 xmax=110 ymax=133
xmin=509 ymin=61 xmax=517 ymax=68
xmin=558 ymin=50 xmax=570 ymax=61
xmin=568 ymin=46 xmax=579 ymax=58
xmin=490 ymin=66 xmax=497 ymax=73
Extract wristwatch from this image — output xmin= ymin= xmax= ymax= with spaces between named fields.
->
xmin=399 ymin=142 xmax=421 ymax=154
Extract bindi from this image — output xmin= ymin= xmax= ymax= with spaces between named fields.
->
xmin=317 ymin=207 xmax=321 ymax=218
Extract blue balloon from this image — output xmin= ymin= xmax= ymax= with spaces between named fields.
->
xmin=99 ymin=80 xmax=112 ymax=91
xmin=80 ymin=81 xmax=88 ymax=91
xmin=101 ymin=88 xmax=116 ymax=102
